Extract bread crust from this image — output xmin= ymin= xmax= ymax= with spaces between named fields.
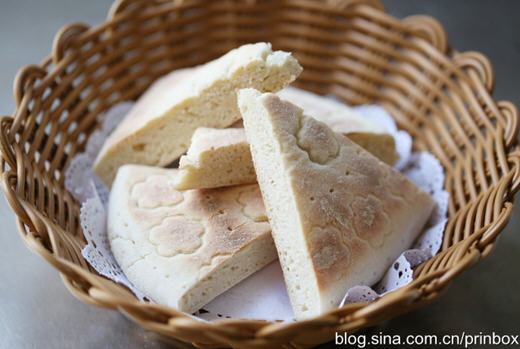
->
xmin=108 ymin=164 xmax=276 ymax=313
xmin=239 ymin=89 xmax=434 ymax=319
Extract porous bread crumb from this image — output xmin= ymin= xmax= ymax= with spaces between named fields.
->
xmin=174 ymin=128 xmax=256 ymax=190
xmin=94 ymin=42 xmax=302 ymax=186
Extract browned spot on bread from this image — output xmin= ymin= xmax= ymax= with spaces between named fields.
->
xmin=149 ymin=216 xmax=205 ymax=257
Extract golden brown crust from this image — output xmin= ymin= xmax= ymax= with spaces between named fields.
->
xmin=123 ymin=168 xmax=271 ymax=263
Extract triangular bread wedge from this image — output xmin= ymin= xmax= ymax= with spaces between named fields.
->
xmin=94 ymin=42 xmax=302 ymax=186
xmin=108 ymin=164 xmax=276 ymax=313
xmin=174 ymin=89 xmax=398 ymax=190
xmin=238 ymin=89 xmax=434 ymax=319
xmin=278 ymin=87 xmax=398 ymax=165
xmin=174 ymin=127 xmax=256 ymax=190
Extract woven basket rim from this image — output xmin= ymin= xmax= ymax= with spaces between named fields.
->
xmin=1 ymin=0 xmax=519 ymax=347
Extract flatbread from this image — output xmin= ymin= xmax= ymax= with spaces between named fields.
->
xmin=108 ymin=164 xmax=276 ymax=313
xmin=94 ymin=42 xmax=302 ymax=186
xmin=238 ymin=89 xmax=434 ymax=319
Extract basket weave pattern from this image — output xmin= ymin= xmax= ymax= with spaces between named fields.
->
xmin=1 ymin=0 xmax=519 ymax=347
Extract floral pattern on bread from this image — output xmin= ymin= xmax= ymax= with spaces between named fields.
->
xmin=149 ymin=215 xmax=205 ymax=257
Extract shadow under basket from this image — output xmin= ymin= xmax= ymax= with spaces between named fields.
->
xmin=1 ymin=0 xmax=519 ymax=348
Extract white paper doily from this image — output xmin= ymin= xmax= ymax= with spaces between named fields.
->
xmin=65 ymin=101 xmax=448 ymax=322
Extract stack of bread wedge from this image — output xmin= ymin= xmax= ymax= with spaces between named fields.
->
xmin=94 ymin=42 xmax=434 ymax=319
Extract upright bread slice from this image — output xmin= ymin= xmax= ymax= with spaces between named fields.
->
xmin=278 ymin=87 xmax=398 ymax=166
xmin=238 ymin=89 xmax=435 ymax=319
xmin=174 ymin=127 xmax=256 ymax=190
xmin=94 ymin=42 xmax=302 ymax=186
xmin=108 ymin=164 xmax=276 ymax=313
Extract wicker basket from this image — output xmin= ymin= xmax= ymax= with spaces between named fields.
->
xmin=1 ymin=0 xmax=519 ymax=347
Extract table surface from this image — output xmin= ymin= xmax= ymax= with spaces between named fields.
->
xmin=1 ymin=1 xmax=519 ymax=348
